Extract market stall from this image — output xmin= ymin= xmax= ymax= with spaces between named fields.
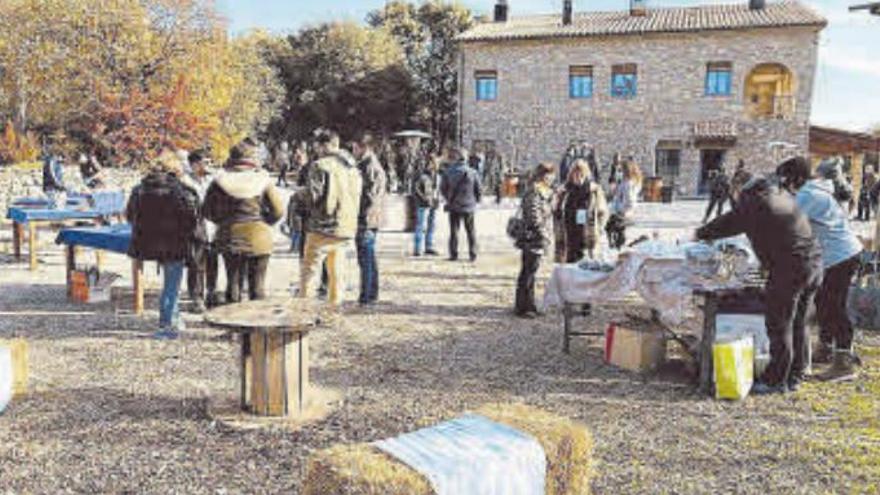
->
xmin=544 ymin=239 xmax=768 ymax=394
xmin=6 ymin=191 xmax=126 ymax=270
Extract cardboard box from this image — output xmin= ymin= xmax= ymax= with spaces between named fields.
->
xmin=70 ymin=269 xmax=119 ymax=304
xmin=604 ymin=323 xmax=667 ymax=372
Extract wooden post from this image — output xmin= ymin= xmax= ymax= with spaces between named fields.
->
xmin=132 ymin=260 xmax=144 ymax=315
xmin=65 ymin=245 xmax=77 ymax=298
xmin=698 ymin=294 xmax=719 ymax=395
xmin=28 ymin=222 xmax=37 ymax=271
xmin=12 ymin=222 xmax=22 ymax=260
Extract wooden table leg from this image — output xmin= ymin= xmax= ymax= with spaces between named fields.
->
xmin=28 ymin=223 xmax=37 ymax=271
xmin=132 ymin=260 xmax=144 ymax=315
xmin=66 ymin=245 xmax=77 ymax=298
xmin=12 ymin=222 xmax=22 ymax=261
xmin=698 ymin=294 xmax=719 ymax=396
xmin=240 ymin=334 xmax=251 ymax=412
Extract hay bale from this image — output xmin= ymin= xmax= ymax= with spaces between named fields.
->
xmin=303 ymin=403 xmax=593 ymax=495
xmin=0 ymin=339 xmax=28 ymax=397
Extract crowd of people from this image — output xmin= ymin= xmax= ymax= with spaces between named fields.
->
xmin=121 ymin=131 xmax=509 ymax=339
xmin=512 ymin=149 xmax=869 ymax=391
xmin=53 ymin=131 xmax=870 ymax=390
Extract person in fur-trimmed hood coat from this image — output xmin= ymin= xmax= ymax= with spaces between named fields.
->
xmin=203 ymin=140 xmax=285 ymax=302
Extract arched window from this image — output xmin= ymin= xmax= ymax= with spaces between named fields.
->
xmin=745 ymin=63 xmax=796 ymax=119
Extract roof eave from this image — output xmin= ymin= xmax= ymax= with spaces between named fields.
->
xmin=456 ymin=21 xmax=827 ymax=43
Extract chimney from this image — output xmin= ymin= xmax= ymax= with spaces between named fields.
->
xmin=494 ymin=0 xmax=509 ymax=22
xmin=630 ymin=0 xmax=647 ymax=17
xmin=563 ymin=0 xmax=573 ymax=26
xmin=749 ymin=0 xmax=766 ymax=10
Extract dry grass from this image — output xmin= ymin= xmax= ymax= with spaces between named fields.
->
xmin=1 ymin=201 xmax=879 ymax=493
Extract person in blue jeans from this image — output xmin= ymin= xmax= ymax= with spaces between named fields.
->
xmin=412 ymin=156 xmax=440 ymax=256
xmin=353 ymin=134 xmax=387 ymax=305
xmin=126 ymin=150 xmax=199 ymax=339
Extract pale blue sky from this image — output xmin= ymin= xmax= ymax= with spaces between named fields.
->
xmin=218 ymin=0 xmax=880 ymax=131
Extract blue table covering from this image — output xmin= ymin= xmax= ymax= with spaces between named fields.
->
xmin=55 ymin=224 xmax=132 ymax=255
xmin=7 ymin=191 xmax=126 ymax=224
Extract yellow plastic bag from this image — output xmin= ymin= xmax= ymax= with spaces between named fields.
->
xmin=713 ymin=336 xmax=754 ymax=401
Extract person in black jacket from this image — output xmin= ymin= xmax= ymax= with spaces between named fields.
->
xmin=702 ymin=167 xmax=731 ymax=223
xmin=412 ymin=155 xmax=440 ymax=256
xmin=515 ymin=162 xmax=555 ymax=318
xmin=440 ymin=147 xmax=482 ymax=262
xmin=126 ymin=150 xmax=199 ymax=339
xmin=696 ymin=175 xmax=822 ymax=394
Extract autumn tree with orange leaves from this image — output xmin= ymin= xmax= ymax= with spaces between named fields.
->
xmin=0 ymin=0 xmax=282 ymax=166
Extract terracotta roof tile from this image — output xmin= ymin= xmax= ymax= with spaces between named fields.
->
xmin=457 ymin=1 xmax=826 ymax=42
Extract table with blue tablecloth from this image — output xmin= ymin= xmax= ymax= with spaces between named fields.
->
xmin=55 ymin=224 xmax=143 ymax=315
xmin=6 ymin=190 xmax=126 ymax=270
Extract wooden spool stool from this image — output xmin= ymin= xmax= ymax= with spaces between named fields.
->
xmin=205 ymin=298 xmax=340 ymax=429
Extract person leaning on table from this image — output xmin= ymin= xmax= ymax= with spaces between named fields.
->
xmin=695 ymin=174 xmax=822 ymax=395
xmin=777 ymin=156 xmax=864 ymax=382
xmin=126 ymin=149 xmax=200 ymax=340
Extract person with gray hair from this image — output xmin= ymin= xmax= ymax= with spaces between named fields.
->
xmin=441 ymin=146 xmax=482 ymax=262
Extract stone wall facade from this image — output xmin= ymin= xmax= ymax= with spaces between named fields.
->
xmin=0 ymin=166 xmax=142 ymax=215
xmin=459 ymin=26 xmax=822 ymax=195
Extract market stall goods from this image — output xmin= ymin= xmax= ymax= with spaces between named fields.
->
xmin=302 ymin=403 xmax=593 ymax=495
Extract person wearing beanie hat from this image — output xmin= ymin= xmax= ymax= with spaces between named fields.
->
xmin=126 ymin=148 xmax=200 ymax=339
xmin=203 ymin=139 xmax=285 ymax=303
xmin=777 ymin=156 xmax=863 ymax=381
xmin=696 ymin=172 xmax=822 ymax=394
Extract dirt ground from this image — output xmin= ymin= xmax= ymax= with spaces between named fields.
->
xmin=0 ymin=199 xmax=878 ymax=494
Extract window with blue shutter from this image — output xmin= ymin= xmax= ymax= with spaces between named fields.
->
xmin=705 ymin=62 xmax=732 ymax=96
xmin=569 ymin=65 xmax=593 ymax=99
xmin=611 ymin=64 xmax=637 ymax=99
xmin=475 ymin=71 xmax=498 ymax=101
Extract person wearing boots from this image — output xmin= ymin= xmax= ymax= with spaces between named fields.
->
xmin=126 ymin=150 xmax=199 ymax=339
xmin=560 ymin=159 xmax=608 ymax=262
xmin=514 ymin=162 xmax=556 ymax=318
xmin=203 ymin=139 xmax=285 ymax=303
xmin=298 ymin=130 xmax=362 ymax=306
xmin=441 ymin=146 xmax=482 ymax=262
xmin=777 ymin=156 xmax=863 ymax=382
xmin=182 ymin=150 xmax=217 ymax=312
xmin=696 ymin=175 xmax=822 ymax=394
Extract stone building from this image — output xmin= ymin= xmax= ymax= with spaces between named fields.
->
xmin=456 ymin=0 xmax=826 ymax=195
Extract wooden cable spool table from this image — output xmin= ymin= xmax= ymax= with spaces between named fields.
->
xmin=204 ymin=298 xmax=340 ymax=429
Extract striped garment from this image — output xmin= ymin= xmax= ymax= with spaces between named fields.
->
xmin=373 ymin=414 xmax=546 ymax=495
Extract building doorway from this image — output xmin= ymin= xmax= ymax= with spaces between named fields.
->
xmin=699 ymin=149 xmax=727 ymax=195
